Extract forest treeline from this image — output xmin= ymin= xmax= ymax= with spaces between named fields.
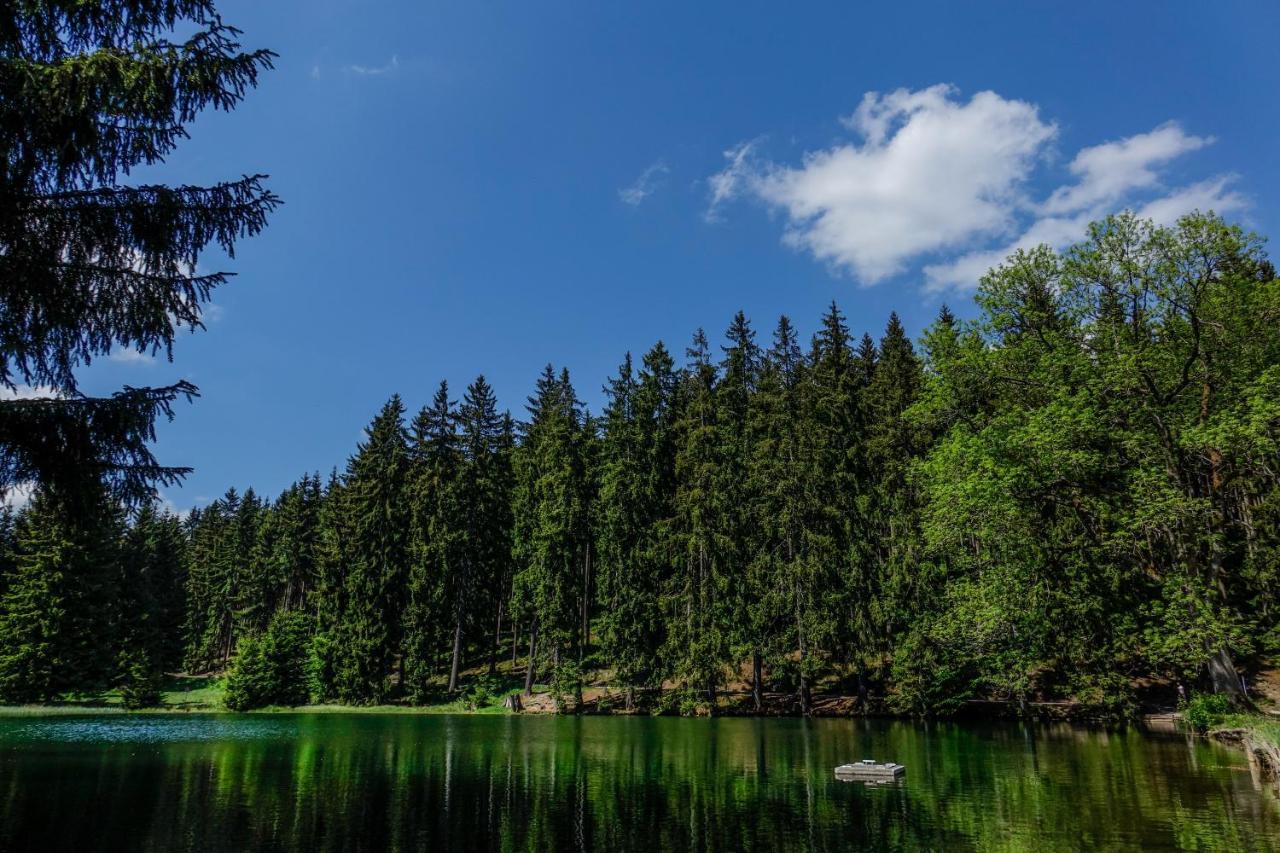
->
xmin=2 ymin=212 xmax=1278 ymax=716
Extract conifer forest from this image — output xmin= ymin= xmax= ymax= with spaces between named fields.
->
xmin=4 ymin=212 xmax=1279 ymax=716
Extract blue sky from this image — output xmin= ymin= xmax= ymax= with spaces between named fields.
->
xmin=77 ymin=0 xmax=1280 ymax=512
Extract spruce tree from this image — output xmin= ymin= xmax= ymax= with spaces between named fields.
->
xmin=744 ymin=316 xmax=807 ymax=710
xmin=0 ymin=2 xmax=279 ymax=504
xmin=511 ymin=366 xmax=590 ymax=702
xmin=330 ymin=397 xmax=409 ymax=704
xmin=864 ymin=312 xmax=924 ymax=652
xmin=669 ymin=330 xmax=730 ymax=711
xmin=0 ymin=490 xmax=121 ymax=702
xmin=448 ymin=375 xmax=511 ymax=691
xmin=402 ymin=383 xmax=461 ymax=701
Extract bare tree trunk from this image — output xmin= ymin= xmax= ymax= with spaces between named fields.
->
xmin=1207 ymin=648 xmax=1246 ymax=702
xmin=581 ymin=549 xmax=591 ymax=660
xmin=512 ymin=621 xmax=519 ymax=673
xmin=752 ymin=651 xmax=764 ymax=712
xmin=523 ymin=623 xmax=538 ymax=695
xmin=448 ymin=619 xmax=464 ymax=693
xmin=489 ymin=601 xmax=503 ymax=677
xmin=796 ymin=583 xmax=812 ymax=717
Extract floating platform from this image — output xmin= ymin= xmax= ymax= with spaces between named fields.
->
xmin=834 ymin=760 xmax=906 ymax=782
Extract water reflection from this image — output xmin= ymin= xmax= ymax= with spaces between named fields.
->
xmin=0 ymin=715 xmax=1275 ymax=851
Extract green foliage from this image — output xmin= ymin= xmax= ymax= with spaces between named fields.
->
xmin=118 ymin=648 xmax=163 ymax=710
xmin=0 ymin=1 xmax=278 ymax=505
xmin=223 ymin=611 xmax=310 ymax=711
xmin=6 ymin=204 xmax=1279 ymax=723
xmin=511 ymin=366 xmax=593 ymax=691
xmin=1184 ymin=693 xmax=1234 ymax=732
xmin=326 ymin=397 xmax=410 ymax=705
xmin=461 ymin=675 xmax=504 ymax=711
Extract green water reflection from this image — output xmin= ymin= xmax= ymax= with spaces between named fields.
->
xmin=0 ymin=715 xmax=1275 ymax=851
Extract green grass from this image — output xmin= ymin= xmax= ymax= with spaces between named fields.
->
xmin=0 ymin=674 xmax=524 ymax=715
xmin=1213 ymin=713 xmax=1280 ymax=750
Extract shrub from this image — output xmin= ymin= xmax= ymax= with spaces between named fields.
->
xmin=118 ymin=648 xmax=163 ymax=710
xmin=224 ymin=611 xmax=311 ymax=711
xmin=462 ymin=675 xmax=503 ymax=710
xmin=1184 ymin=692 xmax=1233 ymax=732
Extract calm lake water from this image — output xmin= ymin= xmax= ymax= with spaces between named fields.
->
xmin=0 ymin=714 xmax=1276 ymax=851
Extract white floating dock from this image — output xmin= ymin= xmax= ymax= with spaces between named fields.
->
xmin=834 ymin=760 xmax=906 ymax=781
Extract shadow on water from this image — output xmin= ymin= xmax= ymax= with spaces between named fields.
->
xmin=0 ymin=715 xmax=1276 ymax=851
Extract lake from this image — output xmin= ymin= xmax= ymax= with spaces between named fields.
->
xmin=0 ymin=714 xmax=1275 ymax=851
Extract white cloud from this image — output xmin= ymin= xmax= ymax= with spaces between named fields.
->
xmin=108 ymin=348 xmax=155 ymax=365
xmin=709 ymin=85 xmax=1055 ymax=282
xmin=1040 ymin=123 xmax=1211 ymax=215
xmin=348 ymin=55 xmax=399 ymax=76
xmin=0 ymin=384 xmax=60 ymax=401
xmin=705 ymin=139 xmax=760 ymax=222
xmin=709 ymin=85 xmax=1244 ymax=293
xmin=619 ymin=161 xmax=670 ymax=206
xmin=1135 ymin=175 xmax=1246 ymax=226
xmin=925 ymin=131 xmax=1242 ymax=293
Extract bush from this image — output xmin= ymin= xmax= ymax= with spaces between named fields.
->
xmin=224 ymin=611 xmax=311 ymax=711
xmin=1184 ymin=692 xmax=1233 ymax=732
xmin=462 ymin=675 xmax=503 ymax=710
xmin=118 ymin=648 xmax=163 ymax=710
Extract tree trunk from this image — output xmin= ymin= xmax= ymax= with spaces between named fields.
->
xmin=1207 ymin=648 xmax=1246 ymax=702
xmin=523 ymin=623 xmax=538 ymax=695
xmin=512 ymin=621 xmax=519 ymax=673
xmin=489 ymin=601 xmax=503 ymax=677
xmin=857 ymin=664 xmax=869 ymax=707
xmin=752 ymin=650 xmax=764 ymax=712
xmin=625 ymin=685 xmax=635 ymax=712
xmin=581 ymin=548 xmax=591 ymax=660
xmin=795 ymin=582 xmax=811 ymax=717
xmin=448 ymin=619 xmax=464 ymax=693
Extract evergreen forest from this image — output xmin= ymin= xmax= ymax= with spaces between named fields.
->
xmin=4 ymin=211 xmax=1279 ymax=717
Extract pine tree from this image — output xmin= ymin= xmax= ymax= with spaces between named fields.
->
xmin=0 ymin=2 xmax=279 ymax=505
xmin=330 ymin=397 xmax=409 ymax=704
xmin=447 ymin=376 xmax=511 ymax=692
xmin=309 ymin=469 xmax=351 ymax=700
xmin=864 ymin=312 xmax=924 ymax=652
xmin=743 ymin=316 xmax=807 ymax=710
xmin=0 ymin=490 xmax=121 ymax=702
xmin=118 ymin=504 xmax=187 ymax=698
xmin=795 ymin=302 xmax=862 ymax=711
xmin=402 ymin=383 xmax=461 ymax=701
xmin=668 ymin=330 xmax=731 ymax=711
xmin=511 ymin=366 xmax=591 ymax=703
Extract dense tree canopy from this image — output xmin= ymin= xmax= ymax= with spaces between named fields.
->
xmin=0 ymin=0 xmax=278 ymax=505
xmin=0 ymin=212 xmax=1276 ymax=717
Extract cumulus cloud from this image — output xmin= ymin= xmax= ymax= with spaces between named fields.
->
xmin=709 ymin=85 xmax=1244 ymax=293
xmin=708 ymin=85 xmax=1054 ymax=281
xmin=1040 ymin=123 xmax=1211 ymax=215
xmin=924 ymin=129 xmax=1243 ymax=293
xmin=619 ymin=161 xmax=670 ymax=206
